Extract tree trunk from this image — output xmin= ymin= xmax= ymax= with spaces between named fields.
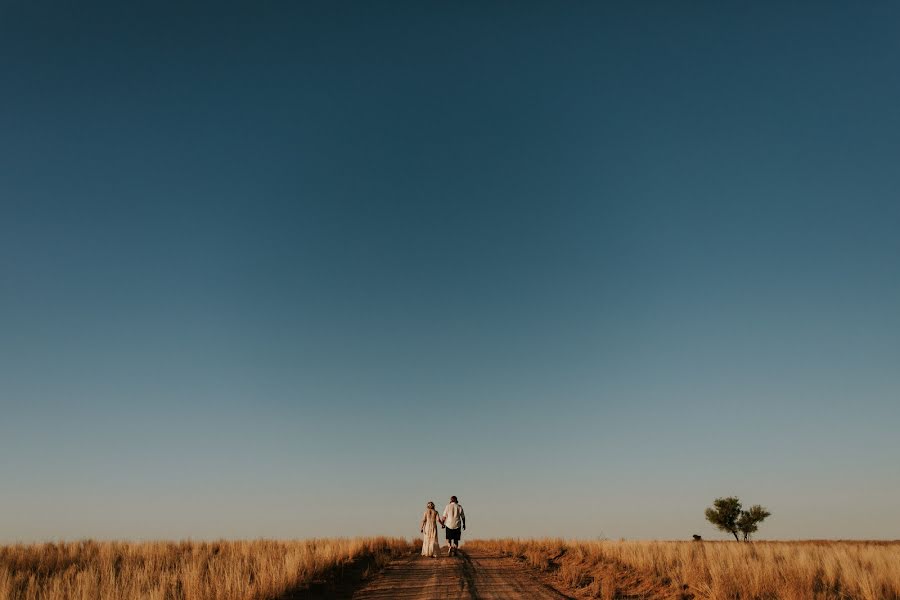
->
xmin=732 ymin=531 xmax=740 ymax=542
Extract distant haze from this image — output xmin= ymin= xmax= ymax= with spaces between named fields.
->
xmin=1 ymin=1 xmax=899 ymax=542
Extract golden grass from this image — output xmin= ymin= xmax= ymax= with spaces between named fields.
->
xmin=468 ymin=539 xmax=900 ymax=600
xmin=6 ymin=537 xmax=898 ymax=599
xmin=0 ymin=537 xmax=412 ymax=600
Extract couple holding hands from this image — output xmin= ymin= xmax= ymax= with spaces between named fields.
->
xmin=420 ymin=496 xmax=466 ymax=557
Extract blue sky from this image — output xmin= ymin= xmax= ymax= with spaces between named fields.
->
xmin=2 ymin=1 xmax=899 ymax=541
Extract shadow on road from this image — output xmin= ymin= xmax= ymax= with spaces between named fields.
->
xmin=273 ymin=555 xmax=381 ymax=600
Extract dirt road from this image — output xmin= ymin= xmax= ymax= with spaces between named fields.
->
xmin=352 ymin=550 xmax=573 ymax=600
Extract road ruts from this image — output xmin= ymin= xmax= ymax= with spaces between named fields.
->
xmin=351 ymin=550 xmax=573 ymax=600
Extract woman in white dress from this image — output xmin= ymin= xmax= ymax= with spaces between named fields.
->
xmin=420 ymin=501 xmax=442 ymax=557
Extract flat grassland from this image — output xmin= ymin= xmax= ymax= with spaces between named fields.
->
xmin=468 ymin=539 xmax=900 ymax=600
xmin=0 ymin=537 xmax=411 ymax=600
xmin=3 ymin=538 xmax=899 ymax=600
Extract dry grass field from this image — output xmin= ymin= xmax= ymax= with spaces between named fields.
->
xmin=4 ymin=537 xmax=899 ymax=600
xmin=467 ymin=539 xmax=900 ymax=600
xmin=0 ymin=537 xmax=412 ymax=600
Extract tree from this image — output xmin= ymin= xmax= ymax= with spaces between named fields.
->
xmin=736 ymin=504 xmax=771 ymax=541
xmin=705 ymin=497 xmax=771 ymax=541
xmin=704 ymin=496 xmax=743 ymax=541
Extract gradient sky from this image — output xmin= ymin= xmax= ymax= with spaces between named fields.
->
xmin=2 ymin=2 xmax=899 ymax=543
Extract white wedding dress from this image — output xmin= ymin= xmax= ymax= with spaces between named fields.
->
xmin=420 ymin=508 xmax=441 ymax=557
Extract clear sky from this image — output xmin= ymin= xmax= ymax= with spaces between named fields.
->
xmin=2 ymin=2 xmax=899 ymax=542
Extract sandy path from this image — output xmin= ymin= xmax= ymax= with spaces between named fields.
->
xmin=352 ymin=550 xmax=573 ymax=600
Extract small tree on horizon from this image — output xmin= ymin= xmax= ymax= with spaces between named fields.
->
xmin=705 ymin=496 xmax=771 ymax=541
xmin=704 ymin=496 xmax=743 ymax=541
xmin=737 ymin=504 xmax=771 ymax=541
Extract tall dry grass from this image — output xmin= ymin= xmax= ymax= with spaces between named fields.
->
xmin=0 ymin=537 xmax=412 ymax=600
xmin=468 ymin=539 xmax=900 ymax=600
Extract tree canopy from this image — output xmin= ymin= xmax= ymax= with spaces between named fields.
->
xmin=737 ymin=504 xmax=772 ymax=541
xmin=705 ymin=497 xmax=771 ymax=541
